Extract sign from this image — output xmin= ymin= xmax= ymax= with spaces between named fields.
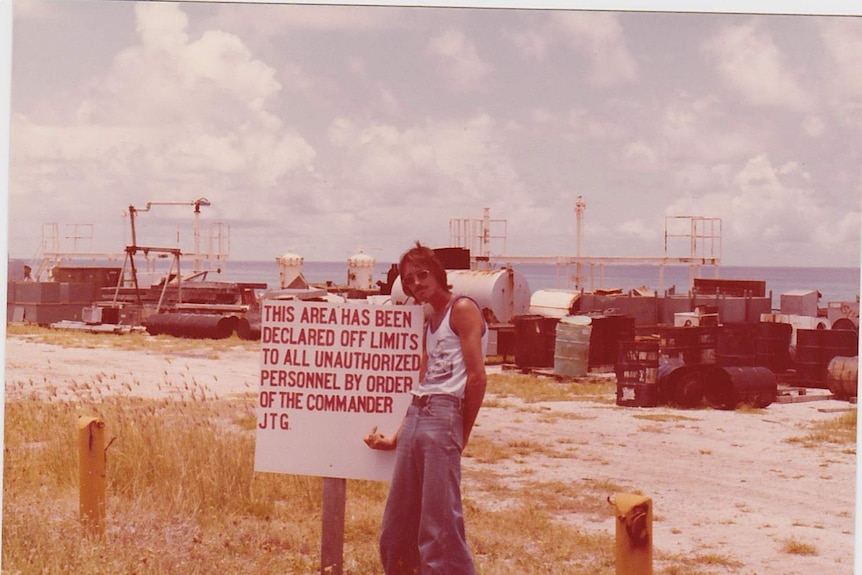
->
xmin=253 ymin=300 xmax=424 ymax=481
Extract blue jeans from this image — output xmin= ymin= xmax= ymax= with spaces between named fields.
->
xmin=379 ymin=394 xmax=475 ymax=575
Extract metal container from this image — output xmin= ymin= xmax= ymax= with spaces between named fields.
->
xmin=716 ymin=323 xmax=757 ymax=366
xmin=827 ymin=356 xmax=858 ymax=399
xmin=703 ymin=366 xmax=777 ymax=410
xmin=347 ymin=251 xmax=376 ymax=290
xmin=514 ymin=314 xmax=558 ymax=369
xmin=146 ymin=313 xmax=238 ymax=339
xmin=529 ymin=289 xmax=580 ymax=319
xmin=554 ymin=316 xmax=592 ymax=377
xmin=754 ymin=321 xmax=793 ymax=373
xmin=615 ymin=338 xmax=660 ymax=407
xmin=276 ymin=252 xmax=304 ymax=289
xmin=587 ymin=314 xmax=636 ymax=368
xmin=820 ymin=329 xmax=859 ymax=365
xmin=656 ymin=361 xmax=705 ymax=408
xmin=392 ymin=267 xmax=531 ymax=324
xmin=657 ymin=326 xmax=700 ymax=365
xmin=795 ymin=328 xmax=826 ymax=385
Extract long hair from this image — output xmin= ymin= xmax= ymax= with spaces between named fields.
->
xmin=398 ymin=241 xmax=450 ymax=298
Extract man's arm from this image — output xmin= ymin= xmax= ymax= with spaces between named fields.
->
xmin=451 ymin=297 xmax=487 ymax=448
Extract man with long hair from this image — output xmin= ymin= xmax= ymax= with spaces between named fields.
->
xmin=365 ymin=242 xmax=488 ymax=575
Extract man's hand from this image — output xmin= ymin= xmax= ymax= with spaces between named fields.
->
xmin=364 ymin=426 xmax=397 ymax=450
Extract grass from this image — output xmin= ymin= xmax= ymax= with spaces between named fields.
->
xmin=781 ymin=537 xmax=819 ymax=556
xmin=785 ymin=409 xmax=857 ymax=451
xmin=485 ymin=371 xmax=617 ymax=404
xmin=3 ymin=325 xmax=855 ymax=574
xmin=3 ymin=326 xmax=623 ymax=574
xmin=5 ymin=323 xmax=259 ymax=356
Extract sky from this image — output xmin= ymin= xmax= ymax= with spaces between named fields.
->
xmin=5 ymin=1 xmax=862 ymax=268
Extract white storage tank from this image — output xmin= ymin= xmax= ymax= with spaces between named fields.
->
xmin=530 ymin=289 xmax=580 ymax=318
xmin=391 ymin=267 xmax=530 ymax=324
xmin=347 ymin=251 xmax=376 ymax=290
xmin=276 ymin=251 xmax=305 ymax=289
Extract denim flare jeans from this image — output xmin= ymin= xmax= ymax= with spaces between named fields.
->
xmin=379 ymin=394 xmax=475 ymax=575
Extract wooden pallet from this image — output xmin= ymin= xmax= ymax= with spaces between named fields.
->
xmin=774 ymin=386 xmax=834 ymax=404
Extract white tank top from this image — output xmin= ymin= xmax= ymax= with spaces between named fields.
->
xmin=415 ymin=296 xmax=488 ymax=398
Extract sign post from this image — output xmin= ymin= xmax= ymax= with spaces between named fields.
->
xmin=254 ymin=300 xmax=424 ymax=571
xmin=321 ymin=477 xmax=347 ymax=575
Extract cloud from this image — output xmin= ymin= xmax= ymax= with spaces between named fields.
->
xmin=622 ymin=141 xmax=658 ymax=169
xmin=701 ymin=20 xmax=810 ymax=110
xmin=666 ymin=154 xmax=860 ymax=264
xmin=327 ymin=113 xmax=524 ymax=204
xmin=616 ymin=218 xmax=658 ymax=241
xmin=9 ymin=2 xmax=318 ymax=249
xmin=817 ymin=17 xmax=862 ymax=129
xmin=552 ymin=11 xmax=637 ymax=86
xmin=426 ymin=29 xmax=492 ymax=90
xmin=507 ymin=27 xmax=550 ymax=63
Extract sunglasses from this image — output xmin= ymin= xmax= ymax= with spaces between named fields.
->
xmin=402 ymin=269 xmax=431 ymax=285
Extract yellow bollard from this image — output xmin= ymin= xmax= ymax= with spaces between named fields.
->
xmin=613 ymin=492 xmax=653 ymax=575
xmin=78 ymin=416 xmax=106 ymax=537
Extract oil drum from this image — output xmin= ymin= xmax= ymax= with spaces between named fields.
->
xmin=703 ymin=366 xmax=777 ymax=410
xmin=615 ymin=338 xmax=660 ymax=407
xmin=827 ymin=356 xmax=858 ymax=399
xmin=146 ymin=313 xmax=237 ymax=339
xmin=554 ymin=316 xmax=592 ymax=377
xmin=754 ymin=322 xmax=792 ymax=373
xmin=795 ymin=329 xmax=825 ymax=385
xmin=514 ymin=314 xmax=558 ymax=369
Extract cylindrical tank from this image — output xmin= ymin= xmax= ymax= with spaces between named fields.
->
xmin=554 ymin=315 xmax=592 ymax=377
xmin=513 ymin=314 xmax=558 ymax=369
xmin=529 ymin=289 xmax=580 ymax=319
xmin=795 ymin=328 xmax=826 ymax=385
xmin=391 ymin=267 xmax=531 ymax=324
xmin=827 ymin=356 xmax=858 ymax=399
xmin=755 ymin=322 xmax=793 ymax=373
xmin=347 ymin=251 xmax=376 ymax=290
xmin=587 ymin=314 xmax=636 ymax=368
xmin=276 ymin=252 xmax=304 ymax=289
xmin=703 ymin=366 xmax=777 ymax=410
xmin=146 ymin=313 xmax=237 ymax=339
xmin=615 ymin=338 xmax=660 ymax=407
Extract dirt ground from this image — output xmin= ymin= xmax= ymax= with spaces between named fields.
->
xmin=3 ymin=336 xmax=857 ymax=574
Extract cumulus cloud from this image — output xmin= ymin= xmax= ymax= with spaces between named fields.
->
xmin=622 ymin=141 xmax=658 ymax=169
xmin=327 ymin=113 xmax=524 ymax=205
xmin=10 ymin=2 xmax=317 ymax=247
xmin=701 ymin=20 xmax=810 ymax=110
xmin=667 ymin=154 xmax=859 ymax=264
xmin=817 ymin=18 xmax=862 ymax=129
xmin=552 ymin=11 xmax=637 ymax=86
xmin=426 ymin=29 xmax=492 ymax=90
xmin=507 ymin=27 xmax=550 ymax=63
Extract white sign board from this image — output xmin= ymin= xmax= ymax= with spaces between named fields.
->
xmin=254 ymin=300 xmax=423 ymax=481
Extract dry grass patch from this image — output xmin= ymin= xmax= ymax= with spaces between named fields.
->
xmin=6 ymin=323 xmax=258 ymax=356
xmin=487 ymin=372 xmax=616 ymax=404
xmin=785 ymin=409 xmax=857 ymax=450
xmin=781 ymin=537 xmax=819 ymax=556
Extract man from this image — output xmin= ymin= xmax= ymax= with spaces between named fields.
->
xmin=364 ymin=242 xmax=488 ymax=575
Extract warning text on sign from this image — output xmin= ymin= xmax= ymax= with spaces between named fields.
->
xmin=256 ymin=300 xmax=422 ymax=430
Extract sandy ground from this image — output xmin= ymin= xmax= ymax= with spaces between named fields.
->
xmin=4 ymin=336 xmax=857 ymax=574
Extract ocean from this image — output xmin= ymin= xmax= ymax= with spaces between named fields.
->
xmin=218 ymin=259 xmax=860 ymax=309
